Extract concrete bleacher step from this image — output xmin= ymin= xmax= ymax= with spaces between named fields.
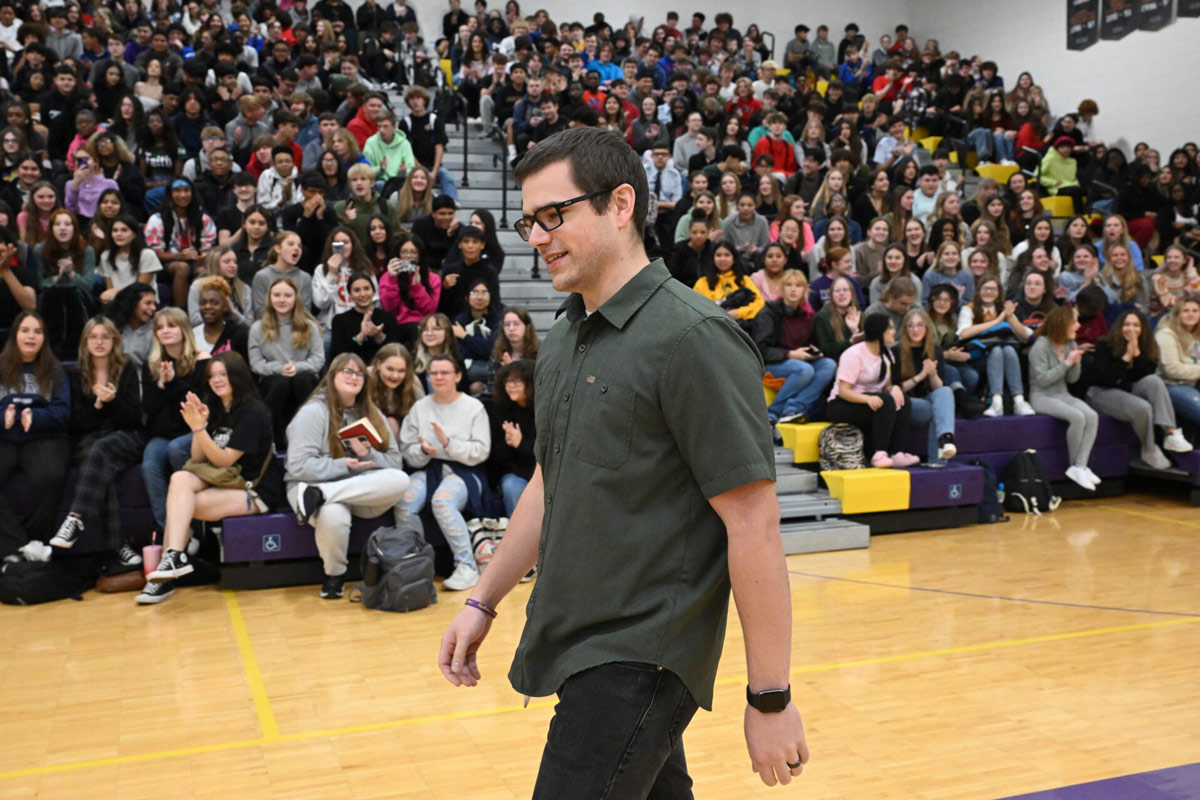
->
xmin=777 ymin=465 xmax=818 ymax=495
xmin=780 ymin=518 xmax=870 ymax=554
xmin=775 ymin=447 xmax=795 ymax=465
xmin=500 ymin=277 xmax=566 ymax=300
xmin=457 ymin=188 xmax=523 ymax=211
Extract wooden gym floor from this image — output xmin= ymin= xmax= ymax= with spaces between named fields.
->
xmin=1 ymin=491 xmax=1198 ymax=800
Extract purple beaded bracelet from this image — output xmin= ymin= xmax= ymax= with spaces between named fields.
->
xmin=465 ymin=598 xmax=497 ymax=619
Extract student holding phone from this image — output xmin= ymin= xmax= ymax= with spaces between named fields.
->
xmin=752 ymin=269 xmax=836 ymax=426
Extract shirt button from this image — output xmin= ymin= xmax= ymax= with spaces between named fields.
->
xmin=553 ymin=443 xmax=561 ymax=453
xmin=563 ymin=392 xmax=571 ymax=402
xmin=577 ymin=344 xmax=586 ymax=353
xmin=546 ymin=494 xmax=553 ymax=505
xmin=600 ymin=384 xmax=608 ymax=393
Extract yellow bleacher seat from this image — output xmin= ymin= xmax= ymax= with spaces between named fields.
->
xmin=1042 ymin=195 xmax=1075 ymax=218
xmin=1153 ymin=255 xmax=1165 ymax=267
xmin=911 ymin=126 xmax=931 ymax=142
xmin=919 ymin=136 xmax=943 ymax=153
xmin=821 ymin=467 xmax=910 ymax=514
xmin=816 ymin=79 xmax=829 ymax=97
xmin=975 ymin=163 xmax=1020 ymax=185
xmin=948 ymin=151 xmax=979 ymax=169
xmin=439 ymin=58 xmax=455 ymax=89
xmin=763 ymin=386 xmax=777 ymax=407
xmin=776 ymin=422 xmax=829 ymax=464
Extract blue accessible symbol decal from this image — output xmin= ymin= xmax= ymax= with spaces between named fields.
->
xmin=262 ymin=533 xmax=282 ymax=553
xmin=949 ymin=483 xmax=963 ymax=501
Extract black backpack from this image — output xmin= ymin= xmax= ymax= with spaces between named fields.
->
xmin=349 ymin=526 xmax=437 ymax=612
xmin=819 ymin=423 xmax=866 ymax=471
xmin=970 ymin=458 xmax=1009 ymax=524
xmin=0 ymin=558 xmax=96 ymax=605
xmin=1002 ymin=449 xmax=1061 ymax=515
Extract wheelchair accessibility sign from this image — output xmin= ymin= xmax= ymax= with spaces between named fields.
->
xmin=262 ymin=534 xmax=282 ymax=553
xmin=949 ymin=484 xmax=963 ymax=501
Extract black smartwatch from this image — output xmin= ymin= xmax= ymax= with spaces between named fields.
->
xmin=746 ymin=684 xmax=791 ymax=713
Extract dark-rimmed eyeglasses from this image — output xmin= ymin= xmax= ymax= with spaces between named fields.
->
xmin=513 ymin=188 xmax=616 ymax=241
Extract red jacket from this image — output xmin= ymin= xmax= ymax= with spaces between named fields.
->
xmin=753 ymin=135 xmax=798 ymax=176
xmin=346 ymin=106 xmax=378 ymax=149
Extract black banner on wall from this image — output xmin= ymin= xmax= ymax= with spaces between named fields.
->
xmin=1179 ymin=0 xmax=1200 ymax=16
xmin=1101 ymin=0 xmax=1139 ymax=39
xmin=1139 ymin=0 xmax=1173 ymax=29
xmin=1068 ymin=0 xmax=1100 ymax=49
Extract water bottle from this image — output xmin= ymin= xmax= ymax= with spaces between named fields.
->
xmin=996 ymin=482 xmax=1006 ymax=505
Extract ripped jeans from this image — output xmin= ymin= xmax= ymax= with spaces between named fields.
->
xmin=397 ymin=468 xmax=472 ymax=567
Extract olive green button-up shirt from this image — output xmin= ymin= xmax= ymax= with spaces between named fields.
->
xmin=508 ymin=259 xmax=776 ymax=711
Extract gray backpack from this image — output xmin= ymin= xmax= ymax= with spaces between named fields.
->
xmin=349 ymin=526 xmax=437 ymax=612
xmin=818 ymin=423 xmax=866 ymax=471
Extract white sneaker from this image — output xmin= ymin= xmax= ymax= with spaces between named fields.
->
xmin=19 ymin=540 xmax=52 ymax=562
xmin=1163 ymin=429 xmax=1193 ymax=453
xmin=443 ymin=562 xmax=480 ymax=591
xmin=982 ymin=396 xmax=1004 ymax=417
xmin=1082 ymin=466 xmax=1102 ymax=486
xmin=1142 ymin=447 xmax=1173 ymax=470
xmin=1013 ymin=397 xmax=1036 ymax=416
xmin=937 ymin=442 xmax=957 ymax=461
xmin=1065 ymin=465 xmax=1097 ymax=491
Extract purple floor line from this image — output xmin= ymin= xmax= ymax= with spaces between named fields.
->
xmin=788 ymin=571 xmax=1200 ymax=618
xmin=995 ymin=762 xmax=1200 ymax=800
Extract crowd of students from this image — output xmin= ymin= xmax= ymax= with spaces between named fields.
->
xmin=0 ymin=0 xmax=1198 ymax=604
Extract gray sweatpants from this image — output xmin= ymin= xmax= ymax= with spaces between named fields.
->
xmin=1086 ymin=375 xmax=1176 ymax=455
xmin=1031 ymin=393 xmax=1099 ymax=468
xmin=287 ymin=468 xmax=411 ymax=577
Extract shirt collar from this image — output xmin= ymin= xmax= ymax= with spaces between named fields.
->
xmin=556 ymin=259 xmax=671 ymax=330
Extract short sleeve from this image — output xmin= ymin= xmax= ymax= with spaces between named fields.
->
xmin=223 ymin=403 xmax=270 ymax=456
xmin=659 ymin=317 xmax=774 ymax=499
xmin=836 ymin=347 xmax=863 ymax=387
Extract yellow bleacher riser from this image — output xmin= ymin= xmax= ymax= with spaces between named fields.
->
xmin=439 ymin=58 xmax=455 ymax=89
xmin=775 ymin=422 xmax=830 ymax=463
xmin=821 ymin=467 xmax=911 ymax=514
xmin=919 ymin=135 xmax=943 ymax=153
xmin=975 ymin=163 xmax=1020 ymax=185
xmin=1042 ymin=195 xmax=1075 ymax=218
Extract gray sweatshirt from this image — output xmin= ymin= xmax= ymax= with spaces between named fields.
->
xmin=1028 ymin=336 xmax=1082 ymax=399
xmin=188 ymin=279 xmax=254 ymax=327
xmin=399 ymin=393 xmax=490 ymax=471
xmin=722 ymin=212 xmax=771 ymax=257
xmin=247 ymin=318 xmax=325 ymax=375
xmin=284 ymin=397 xmax=406 ymax=489
xmin=251 ymin=264 xmax=314 ymax=320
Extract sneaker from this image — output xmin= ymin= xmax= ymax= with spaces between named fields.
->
xmin=1163 ymin=429 xmax=1194 ymax=453
xmin=771 ymin=426 xmax=783 ymax=446
xmin=1141 ymin=447 xmax=1173 ymax=471
xmin=147 ymin=548 xmax=193 ymax=582
xmin=117 ymin=545 xmax=143 ymax=567
xmin=983 ymin=396 xmax=1004 ymax=417
xmin=777 ymin=411 xmax=807 ymax=424
xmin=1082 ymin=466 xmax=1102 ymax=486
xmin=19 ymin=540 xmax=51 ymax=562
xmin=135 ymin=580 xmax=175 ymax=604
xmin=49 ymin=515 xmax=84 ymax=549
xmin=871 ymin=451 xmax=893 ymax=468
xmin=1013 ymin=397 xmax=1036 ymax=416
xmin=320 ymin=574 xmax=345 ymax=599
xmin=520 ymin=566 xmax=537 ymax=583
xmin=443 ymin=562 xmax=480 ymax=591
xmin=473 ymin=533 xmax=498 ymax=569
xmin=891 ymin=452 xmax=921 ymax=468
xmin=1065 ymin=465 xmax=1097 ymax=491
xmin=937 ymin=434 xmax=957 ymax=462
xmin=295 ymin=482 xmax=326 ymax=524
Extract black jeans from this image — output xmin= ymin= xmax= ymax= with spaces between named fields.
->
xmin=0 ymin=436 xmax=71 ymax=557
xmin=533 ymin=662 xmax=700 ymax=800
xmin=827 ymin=393 xmax=913 ymax=455
xmin=258 ymin=372 xmax=321 ymax=449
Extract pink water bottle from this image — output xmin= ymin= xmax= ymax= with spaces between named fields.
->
xmin=143 ymin=531 xmax=162 ymax=576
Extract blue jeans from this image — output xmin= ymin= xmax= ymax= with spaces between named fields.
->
xmin=972 ymin=345 xmax=1023 ymax=397
xmin=500 ymin=472 xmax=527 ymax=517
xmin=142 ymin=433 xmax=194 ymax=528
xmin=1166 ymin=383 xmax=1200 ymax=428
xmin=943 ymin=362 xmax=980 ymax=396
xmin=908 ymin=386 xmax=956 ymax=463
xmin=967 ymin=128 xmax=993 ymax=160
xmin=143 ymin=185 xmax=167 ymax=216
xmin=435 ymin=166 xmax=458 ymax=201
xmin=765 ymin=357 xmax=836 ymax=421
xmin=532 ymin=662 xmax=699 ymax=799
xmin=398 ymin=469 xmax=471 ymax=566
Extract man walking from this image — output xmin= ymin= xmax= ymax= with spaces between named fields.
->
xmin=438 ymin=127 xmax=809 ymax=795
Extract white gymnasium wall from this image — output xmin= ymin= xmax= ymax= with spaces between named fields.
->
xmin=908 ymin=0 xmax=1199 ymax=156
xmin=400 ymin=0 xmax=914 ymax=65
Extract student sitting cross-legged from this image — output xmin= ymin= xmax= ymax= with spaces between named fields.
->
xmin=286 ymin=352 xmax=411 ymax=600
xmin=141 ymin=352 xmax=285 ymax=604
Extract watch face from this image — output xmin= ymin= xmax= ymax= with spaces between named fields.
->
xmin=747 ymin=685 xmax=790 ymax=712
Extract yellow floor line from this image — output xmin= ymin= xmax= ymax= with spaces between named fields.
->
xmin=4 ymin=615 xmax=1197 ymax=781
xmin=223 ymin=590 xmax=280 ymax=741
xmin=1095 ymin=503 xmax=1200 ymax=529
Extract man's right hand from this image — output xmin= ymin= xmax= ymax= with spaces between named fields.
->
xmin=438 ymin=606 xmax=493 ymax=687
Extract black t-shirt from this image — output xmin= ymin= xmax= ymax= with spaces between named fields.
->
xmin=399 ymin=112 xmax=447 ymax=171
xmin=206 ymin=398 xmax=285 ymax=508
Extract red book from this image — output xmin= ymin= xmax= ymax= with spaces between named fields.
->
xmin=338 ymin=418 xmax=383 ymax=448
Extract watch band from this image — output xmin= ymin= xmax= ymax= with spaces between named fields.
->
xmin=746 ymin=684 xmax=791 ymax=713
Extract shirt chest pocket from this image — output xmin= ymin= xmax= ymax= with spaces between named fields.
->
xmin=572 ymin=378 xmax=635 ymax=470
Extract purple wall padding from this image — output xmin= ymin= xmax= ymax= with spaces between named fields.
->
xmin=905 ymin=412 xmax=1138 ymax=457
xmin=953 ymin=443 xmax=1131 ymax=481
xmin=1167 ymin=449 xmax=1200 ymax=481
xmin=904 ymin=463 xmax=984 ymax=508
xmin=221 ymin=513 xmax=388 ymax=562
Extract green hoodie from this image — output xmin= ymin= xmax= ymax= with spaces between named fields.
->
xmin=362 ymin=129 xmax=416 ymax=180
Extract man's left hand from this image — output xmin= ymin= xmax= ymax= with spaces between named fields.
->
xmin=745 ymin=703 xmax=809 ymax=786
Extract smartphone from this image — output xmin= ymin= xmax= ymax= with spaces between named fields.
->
xmin=332 ymin=241 xmax=346 ymax=255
